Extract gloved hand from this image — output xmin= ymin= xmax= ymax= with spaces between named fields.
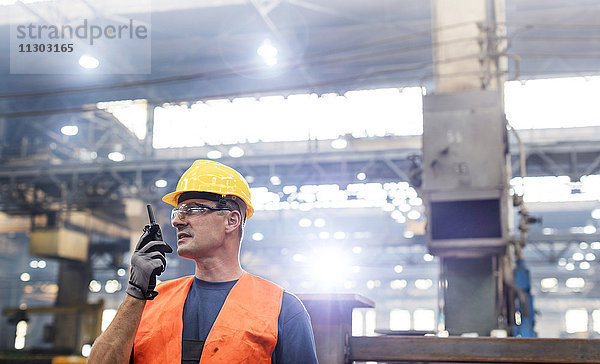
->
xmin=126 ymin=224 xmax=173 ymax=300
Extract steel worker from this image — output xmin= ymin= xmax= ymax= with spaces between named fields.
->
xmin=88 ymin=160 xmax=319 ymax=364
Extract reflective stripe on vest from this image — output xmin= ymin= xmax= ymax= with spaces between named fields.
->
xmin=133 ymin=272 xmax=284 ymax=364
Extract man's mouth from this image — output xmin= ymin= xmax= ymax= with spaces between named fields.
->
xmin=177 ymin=232 xmax=192 ymax=242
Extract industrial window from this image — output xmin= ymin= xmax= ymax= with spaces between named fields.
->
xmin=365 ymin=309 xmax=377 ymax=336
xmin=352 ymin=309 xmax=364 ymax=336
xmin=593 ymin=310 xmax=600 ymax=334
xmin=389 ymin=309 xmax=411 ymax=330
xmin=505 ymin=76 xmax=600 ymax=129
xmin=101 ymin=309 xmax=117 ymax=332
xmin=413 ymin=309 xmax=435 ymax=331
xmin=565 ymin=309 xmax=588 ymax=333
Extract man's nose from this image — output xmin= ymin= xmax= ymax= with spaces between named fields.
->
xmin=171 ymin=212 xmax=187 ymax=227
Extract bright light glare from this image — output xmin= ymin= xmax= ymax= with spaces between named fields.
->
xmin=117 ymin=268 xmax=126 ymax=277
xmin=299 ymin=218 xmax=311 ymax=227
xmin=309 ymin=248 xmax=350 ymax=288
xmin=257 ymin=39 xmax=278 ymax=66
xmin=20 ymin=273 xmax=30 ymax=282
xmin=154 ymin=179 xmax=167 ymax=188
xmin=37 ymin=260 xmax=46 ymax=268
xmin=60 ymin=125 xmax=78 ymax=136
xmin=79 ymin=55 xmax=99 ymax=69
xmin=108 ymin=152 xmax=125 ymax=162
xmin=252 ymin=232 xmax=264 ymax=241
xmin=356 ymin=172 xmax=366 ymax=180
xmin=394 ymin=265 xmax=403 ymax=273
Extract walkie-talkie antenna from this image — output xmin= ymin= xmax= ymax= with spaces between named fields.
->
xmin=147 ymin=204 xmax=156 ymax=224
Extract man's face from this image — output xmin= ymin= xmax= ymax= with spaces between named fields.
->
xmin=171 ymin=198 xmax=229 ymax=259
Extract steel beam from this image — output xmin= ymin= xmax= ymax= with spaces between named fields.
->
xmin=349 ymin=336 xmax=600 ymax=363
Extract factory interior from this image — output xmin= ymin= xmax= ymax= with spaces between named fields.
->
xmin=1 ymin=0 xmax=600 ymax=362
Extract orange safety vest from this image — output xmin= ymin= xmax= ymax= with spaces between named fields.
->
xmin=133 ymin=272 xmax=284 ymax=364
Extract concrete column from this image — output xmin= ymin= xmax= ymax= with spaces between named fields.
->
xmin=431 ymin=0 xmax=506 ymax=93
xmin=427 ymin=0 xmax=510 ymax=336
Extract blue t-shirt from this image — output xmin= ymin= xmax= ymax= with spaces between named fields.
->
xmin=181 ymin=277 xmax=319 ymax=364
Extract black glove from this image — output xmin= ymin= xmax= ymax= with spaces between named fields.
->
xmin=126 ymin=224 xmax=172 ymax=300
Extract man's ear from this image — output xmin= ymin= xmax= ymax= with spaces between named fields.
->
xmin=224 ymin=210 xmax=241 ymax=234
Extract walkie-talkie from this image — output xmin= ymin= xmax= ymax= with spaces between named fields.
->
xmin=144 ymin=204 xmax=163 ymax=242
xmin=143 ymin=204 xmax=164 ymax=294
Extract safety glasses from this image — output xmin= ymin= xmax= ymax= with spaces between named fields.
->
xmin=170 ymin=202 xmax=232 ymax=225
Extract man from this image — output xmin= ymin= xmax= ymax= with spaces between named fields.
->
xmin=88 ymin=160 xmax=319 ymax=364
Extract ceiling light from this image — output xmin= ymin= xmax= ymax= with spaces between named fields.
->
xmin=319 ymin=231 xmax=330 ymax=239
xmin=352 ymin=246 xmax=362 ymax=254
xmin=313 ymin=218 xmax=326 ymax=227
xmin=565 ymin=263 xmax=575 ymax=271
xmin=257 ymin=39 xmax=278 ymax=66
xmin=298 ymin=218 xmax=311 ymax=227
xmin=423 ymin=253 xmax=434 ymax=262
xmin=356 ymin=172 xmax=366 ymax=181
xmin=334 ymin=231 xmax=346 ymax=239
xmin=591 ymin=208 xmax=600 ymax=219
xmin=29 ymin=260 xmax=38 ymax=268
xmin=584 ymin=225 xmax=597 ymax=234
xmin=283 ymin=185 xmax=297 ymax=194
xmin=252 ymin=232 xmax=264 ymax=241
xmin=390 ymin=279 xmax=407 ymax=290
xmin=207 ymin=150 xmax=222 ymax=159
xmin=415 ymin=279 xmax=433 ymax=290
xmin=572 ymin=252 xmax=584 ymax=261
xmin=89 ymin=280 xmax=101 ymax=293
xmin=331 ymin=138 xmax=347 ymax=149
xmin=37 ymin=260 xmax=46 ymax=268
xmin=154 ymin=179 xmax=167 ymax=188
xmin=394 ymin=265 xmax=403 ymax=273
xmin=540 ymin=277 xmax=558 ymax=291
xmin=108 ymin=151 xmax=125 ymax=162
xmin=20 ymin=273 xmax=30 ymax=282
xmin=585 ymin=253 xmax=596 ymax=261
xmin=79 ymin=55 xmax=99 ymax=69
xmin=117 ymin=268 xmax=126 ymax=277
xmin=228 ymin=146 xmax=244 ymax=158
xmin=580 ymin=261 xmax=591 ymax=270
xmin=407 ymin=210 xmax=421 ymax=220
xmin=580 ymin=242 xmax=589 ymax=249
xmin=60 ymin=125 xmax=78 ymax=136
xmin=591 ymin=242 xmax=600 ymax=250
xmin=566 ymin=277 xmax=585 ymax=290
xmin=270 ymin=176 xmax=281 ymax=185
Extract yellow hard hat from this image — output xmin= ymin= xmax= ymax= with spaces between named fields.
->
xmin=162 ymin=160 xmax=254 ymax=219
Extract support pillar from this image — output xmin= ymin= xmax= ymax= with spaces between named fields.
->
xmin=425 ymin=0 xmax=510 ymax=336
